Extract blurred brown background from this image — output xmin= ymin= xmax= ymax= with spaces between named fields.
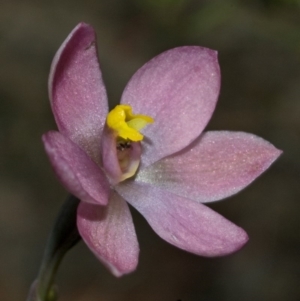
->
xmin=1 ymin=0 xmax=299 ymax=300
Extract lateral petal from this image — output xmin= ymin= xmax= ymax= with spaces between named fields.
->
xmin=77 ymin=192 xmax=139 ymax=276
xmin=42 ymin=131 xmax=110 ymax=205
xmin=49 ymin=23 xmax=108 ymax=164
xmin=136 ymin=131 xmax=282 ymax=203
xmin=116 ymin=182 xmax=248 ymax=257
xmin=121 ymin=46 xmax=220 ymax=167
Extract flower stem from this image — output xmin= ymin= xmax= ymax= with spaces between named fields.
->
xmin=27 ymin=195 xmax=81 ymax=301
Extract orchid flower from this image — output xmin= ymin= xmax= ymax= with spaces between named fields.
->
xmin=42 ymin=22 xmax=281 ymax=277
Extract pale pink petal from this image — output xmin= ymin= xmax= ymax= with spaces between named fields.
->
xmin=116 ymin=182 xmax=248 ymax=256
xmin=121 ymin=46 xmax=220 ymax=167
xmin=42 ymin=131 xmax=110 ymax=205
xmin=49 ymin=23 xmax=108 ymax=164
xmin=135 ymin=131 xmax=282 ymax=203
xmin=100 ymin=126 xmax=122 ymax=184
xmin=101 ymin=125 xmax=142 ymax=185
xmin=77 ymin=192 xmax=139 ymax=276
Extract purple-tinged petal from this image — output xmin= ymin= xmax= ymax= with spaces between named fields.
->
xmin=49 ymin=23 xmax=108 ymax=164
xmin=77 ymin=192 xmax=139 ymax=277
xmin=121 ymin=46 xmax=220 ymax=167
xmin=101 ymin=125 xmax=142 ymax=184
xmin=116 ymin=182 xmax=248 ymax=256
xmin=42 ymin=131 xmax=110 ymax=205
xmin=100 ymin=126 xmax=121 ymax=184
xmin=135 ymin=131 xmax=282 ymax=203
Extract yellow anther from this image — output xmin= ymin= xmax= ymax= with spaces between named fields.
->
xmin=106 ymin=104 xmax=154 ymax=141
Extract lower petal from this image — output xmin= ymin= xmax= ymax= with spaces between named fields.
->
xmin=77 ymin=192 xmax=139 ymax=276
xmin=116 ymin=182 xmax=248 ymax=257
xmin=42 ymin=131 xmax=110 ymax=205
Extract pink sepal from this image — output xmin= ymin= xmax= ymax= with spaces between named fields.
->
xmin=49 ymin=23 xmax=108 ymax=164
xmin=117 ymin=182 xmax=248 ymax=256
xmin=136 ymin=131 xmax=282 ymax=203
xmin=42 ymin=131 xmax=110 ymax=205
xmin=77 ymin=192 xmax=139 ymax=276
xmin=121 ymin=46 xmax=220 ymax=167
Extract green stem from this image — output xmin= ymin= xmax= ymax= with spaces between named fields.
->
xmin=28 ymin=195 xmax=81 ymax=301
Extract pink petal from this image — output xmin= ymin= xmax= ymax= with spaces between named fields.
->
xmin=101 ymin=125 xmax=142 ymax=184
xmin=77 ymin=192 xmax=139 ymax=276
xmin=100 ymin=126 xmax=122 ymax=184
xmin=116 ymin=182 xmax=248 ymax=256
xmin=42 ymin=131 xmax=110 ymax=205
xmin=135 ymin=131 xmax=282 ymax=203
xmin=49 ymin=23 xmax=108 ymax=164
xmin=121 ymin=46 xmax=220 ymax=167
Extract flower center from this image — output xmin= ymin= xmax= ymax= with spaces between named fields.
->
xmin=107 ymin=104 xmax=154 ymax=141
xmin=103 ymin=104 xmax=154 ymax=183
xmin=116 ymin=138 xmax=132 ymax=172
